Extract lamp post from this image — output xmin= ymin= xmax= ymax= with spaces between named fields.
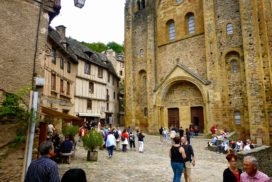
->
xmin=74 ymin=0 xmax=86 ymax=8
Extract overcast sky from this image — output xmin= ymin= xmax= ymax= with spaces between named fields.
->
xmin=50 ymin=0 xmax=126 ymax=45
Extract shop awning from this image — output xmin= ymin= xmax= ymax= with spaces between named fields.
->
xmin=77 ymin=112 xmax=100 ymax=117
xmin=41 ymin=106 xmax=83 ymax=122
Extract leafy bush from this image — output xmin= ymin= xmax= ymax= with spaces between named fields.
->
xmin=82 ymin=130 xmax=103 ymax=152
xmin=62 ymin=125 xmax=79 ymax=137
xmin=10 ymin=135 xmax=26 ymax=148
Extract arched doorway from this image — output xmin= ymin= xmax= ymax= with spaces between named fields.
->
xmin=162 ymin=80 xmax=204 ymax=131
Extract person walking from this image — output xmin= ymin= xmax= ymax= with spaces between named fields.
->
xmin=241 ymin=156 xmax=270 ymax=182
xmin=121 ymin=129 xmax=129 ymax=152
xmin=170 ymin=136 xmax=186 ymax=182
xmin=223 ymin=153 xmax=242 ymax=182
xmin=185 ymin=128 xmax=191 ymax=145
xmin=181 ymin=136 xmax=195 ymax=182
xmin=159 ymin=126 xmax=164 ymax=142
xmin=138 ymin=131 xmax=145 ymax=153
xmin=129 ymin=131 xmax=136 ymax=150
xmin=105 ymin=130 xmax=116 ymax=158
xmin=25 ymin=141 xmax=60 ymax=182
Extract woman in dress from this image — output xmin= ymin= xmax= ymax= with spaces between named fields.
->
xmin=223 ymin=153 xmax=242 ymax=182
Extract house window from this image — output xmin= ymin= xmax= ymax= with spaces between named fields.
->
xmin=231 ymin=60 xmax=238 ymax=73
xmin=84 ymin=62 xmax=91 ymax=75
xmin=89 ymin=82 xmax=94 ymax=93
xmin=60 ymin=57 xmax=64 ymax=70
xmin=140 ymin=49 xmax=144 ymax=57
xmin=52 ymin=48 xmax=56 ymax=64
xmin=67 ymin=82 xmax=70 ymax=95
xmin=60 ymin=79 xmax=64 ymax=93
xmin=51 ymin=73 xmax=56 ymax=90
xmin=227 ymin=23 xmax=233 ymax=35
xmin=87 ymin=99 xmax=92 ymax=110
xmin=106 ymin=102 xmax=109 ymax=111
xmin=167 ymin=20 xmax=175 ymax=41
xmin=113 ymin=92 xmax=115 ymax=99
xmin=234 ymin=111 xmax=241 ymax=124
xmin=108 ymin=71 xmax=110 ymax=82
xmin=120 ymin=62 xmax=124 ymax=68
xmin=67 ymin=62 xmax=71 ymax=73
xmin=98 ymin=67 xmax=103 ymax=78
xmin=188 ymin=14 xmax=195 ymax=34
xmin=119 ymin=70 xmax=123 ymax=76
xmin=112 ymin=77 xmax=115 ymax=85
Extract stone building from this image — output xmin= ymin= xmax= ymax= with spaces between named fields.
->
xmin=124 ymin=0 xmax=272 ymax=145
xmin=0 ymin=0 xmax=60 ymax=98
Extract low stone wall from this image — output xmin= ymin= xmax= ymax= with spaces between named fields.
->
xmin=237 ymin=146 xmax=272 ymax=177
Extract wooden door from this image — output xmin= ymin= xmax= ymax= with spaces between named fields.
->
xmin=168 ymin=108 xmax=179 ymax=129
xmin=190 ymin=106 xmax=204 ymax=132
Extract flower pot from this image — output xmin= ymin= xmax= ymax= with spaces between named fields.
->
xmin=87 ymin=150 xmax=98 ymax=161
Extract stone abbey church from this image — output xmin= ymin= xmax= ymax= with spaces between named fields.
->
xmin=124 ymin=0 xmax=272 ymax=145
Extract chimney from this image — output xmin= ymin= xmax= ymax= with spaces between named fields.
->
xmin=56 ymin=25 xmax=68 ymax=49
xmin=56 ymin=25 xmax=66 ymax=40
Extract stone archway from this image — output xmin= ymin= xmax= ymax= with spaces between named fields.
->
xmin=161 ymin=80 xmax=205 ymax=131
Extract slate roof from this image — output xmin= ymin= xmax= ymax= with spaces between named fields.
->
xmin=48 ymin=27 xmax=119 ymax=78
xmin=48 ymin=27 xmax=78 ymax=63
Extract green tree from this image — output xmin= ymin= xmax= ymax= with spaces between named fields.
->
xmin=81 ymin=42 xmax=107 ymax=53
xmin=107 ymin=41 xmax=124 ymax=53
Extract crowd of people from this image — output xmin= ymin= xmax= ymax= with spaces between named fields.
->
xmin=208 ymin=124 xmax=256 ymax=154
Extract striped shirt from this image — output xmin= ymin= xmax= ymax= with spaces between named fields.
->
xmin=25 ymin=156 xmax=60 ymax=182
xmin=241 ymin=171 xmax=271 ymax=182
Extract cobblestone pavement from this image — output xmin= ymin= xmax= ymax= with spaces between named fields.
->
xmin=58 ymin=134 xmax=228 ymax=182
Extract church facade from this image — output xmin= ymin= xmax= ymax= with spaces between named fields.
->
xmin=124 ymin=0 xmax=272 ymax=145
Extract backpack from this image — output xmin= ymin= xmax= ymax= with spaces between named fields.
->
xmin=121 ymin=135 xmax=125 ymax=141
xmin=129 ymin=134 xmax=135 ymax=141
xmin=114 ymin=131 xmax=119 ymax=139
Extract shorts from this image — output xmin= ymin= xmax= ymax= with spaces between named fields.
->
xmin=185 ymin=161 xmax=192 ymax=176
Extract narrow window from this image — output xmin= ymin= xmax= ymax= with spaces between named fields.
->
xmin=89 ymin=82 xmax=94 ymax=93
xmin=108 ymin=71 xmax=110 ymax=82
xmin=52 ymin=48 xmax=56 ymax=64
xmin=60 ymin=57 xmax=64 ymax=70
xmin=51 ymin=73 xmax=56 ymax=90
xmin=140 ymin=49 xmax=144 ymax=57
xmin=119 ymin=70 xmax=123 ymax=76
xmin=84 ymin=62 xmax=90 ymax=75
xmin=168 ymin=20 xmax=176 ymax=41
xmin=234 ymin=111 xmax=241 ymax=124
xmin=87 ymin=99 xmax=92 ymax=110
xmin=67 ymin=82 xmax=70 ymax=95
xmin=137 ymin=0 xmax=140 ymax=10
xmin=227 ymin=23 xmax=233 ymax=35
xmin=144 ymin=107 xmax=148 ymax=117
xmin=60 ymin=79 xmax=64 ymax=93
xmin=141 ymin=0 xmax=145 ymax=9
xmin=231 ymin=60 xmax=238 ymax=73
xmin=112 ymin=77 xmax=115 ymax=85
xmin=98 ymin=67 xmax=103 ymax=78
xmin=113 ymin=92 xmax=115 ymax=99
xmin=188 ymin=14 xmax=195 ymax=34
xmin=67 ymin=62 xmax=71 ymax=73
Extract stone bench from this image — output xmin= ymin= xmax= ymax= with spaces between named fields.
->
xmin=60 ymin=149 xmax=75 ymax=164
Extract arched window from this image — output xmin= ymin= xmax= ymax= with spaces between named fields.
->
xmin=140 ymin=49 xmax=144 ymax=57
xmin=231 ymin=60 xmax=238 ymax=73
xmin=234 ymin=111 xmax=241 ymax=124
xmin=188 ymin=14 xmax=195 ymax=34
xmin=226 ymin=23 xmax=233 ymax=35
xmin=167 ymin=20 xmax=175 ymax=41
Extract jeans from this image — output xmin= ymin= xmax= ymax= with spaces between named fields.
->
xmin=171 ymin=162 xmax=184 ymax=182
xmin=107 ymin=145 xmax=114 ymax=156
xmin=122 ymin=144 xmax=127 ymax=152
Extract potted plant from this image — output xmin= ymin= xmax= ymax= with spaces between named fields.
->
xmin=62 ymin=125 xmax=79 ymax=141
xmin=82 ymin=129 xmax=103 ymax=161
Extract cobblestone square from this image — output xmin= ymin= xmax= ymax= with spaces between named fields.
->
xmin=59 ymin=134 xmax=227 ymax=182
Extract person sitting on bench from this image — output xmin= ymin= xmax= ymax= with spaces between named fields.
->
xmin=60 ymin=136 xmax=74 ymax=163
